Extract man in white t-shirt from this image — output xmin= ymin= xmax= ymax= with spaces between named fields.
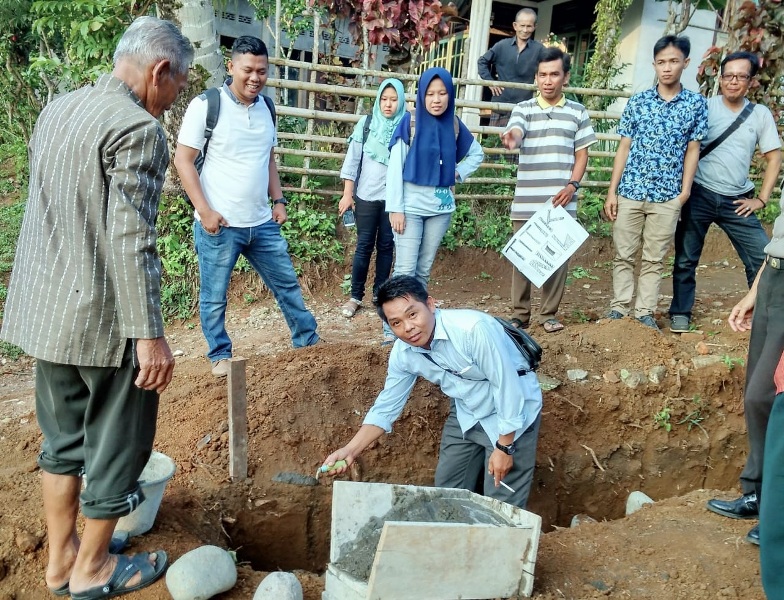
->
xmin=669 ymin=51 xmax=782 ymax=334
xmin=175 ymin=36 xmax=319 ymax=377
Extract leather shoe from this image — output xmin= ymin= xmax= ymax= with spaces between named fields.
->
xmin=706 ymin=492 xmax=758 ymax=519
xmin=745 ymin=524 xmax=760 ymax=546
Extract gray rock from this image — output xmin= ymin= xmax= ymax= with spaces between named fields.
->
xmin=166 ymin=545 xmax=237 ymax=600
xmin=621 ymin=370 xmax=645 ymax=389
xmin=253 ymin=572 xmax=303 ymax=600
xmin=626 ymin=491 xmax=654 ymax=515
xmin=567 ymin=369 xmax=588 ymax=382
xmin=537 ymin=374 xmax=561 ymax=391
xmin=691 ymin=355 xmax=723 ymax=370
xmin=647 ymin=366 xmax=667 ymax=384
xmin=570 ymin=514 xmax=598 ymax=527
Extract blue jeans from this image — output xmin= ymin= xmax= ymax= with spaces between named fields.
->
xmin=669 ymin=182 xmax=769 ymax=319
xmin=392 ymin=212 xmax=452 ymax=287
xmin=194 ymin=220 xmax=319 ymax=361
xmin=350 ymin=198 xmax=394 ymax=301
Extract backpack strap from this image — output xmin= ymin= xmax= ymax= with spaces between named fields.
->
xmin=261 ymin=95 xmax=277 ymax=126
xmin=353 ymin=112 xmax=373 ymax=200
xmin=200 ymin=87 xmax=221 ymax=160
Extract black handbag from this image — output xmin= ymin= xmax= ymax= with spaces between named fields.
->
xmin=494 ymin=317 xmax=542 ymax=372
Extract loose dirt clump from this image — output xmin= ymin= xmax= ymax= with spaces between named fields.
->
xmin=0 ymin=231 xmax=767 ymax=599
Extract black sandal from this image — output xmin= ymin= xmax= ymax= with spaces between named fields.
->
xmin=510 ymin=318 xmax=529 ymax=330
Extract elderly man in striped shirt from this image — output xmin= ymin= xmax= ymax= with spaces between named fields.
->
xmin=1 ymin=17 xmax=192 ymax=599
xmin=501 ymin=47 xmax=597 ymax=334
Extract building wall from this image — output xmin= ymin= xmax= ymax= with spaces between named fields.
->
xmin=614 ymin=0 xmax=718 ymax=100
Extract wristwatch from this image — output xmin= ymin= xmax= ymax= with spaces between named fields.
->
xmin=495 ymin=440 xmax=517 ymax=455
xmin=568 ymin=180 xmax=581 ymax=190
xmin=273 ymin=197 xmax=287 ymax=206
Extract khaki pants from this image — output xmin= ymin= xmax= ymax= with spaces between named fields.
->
xmin=511 ymin=219 xmax=569 ymax=325
xmin=611 ymin=196 xmax=681 ymax=318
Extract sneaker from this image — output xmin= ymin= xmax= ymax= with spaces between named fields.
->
xmin=211 ymin=359 xmax=231 ymax=377
xmin=637 ymin=315 xmax=660 ymax=331
xmin=670 ymin=314 xmax=690 ymax=333
xmin=341 ymin=298 xmax=361 ymax=318
xmin=607 ymin=310 xmax=625 ymax=320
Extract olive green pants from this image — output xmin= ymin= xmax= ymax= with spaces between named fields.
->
xmin=36 ymin=341 xmax=159 ymax=519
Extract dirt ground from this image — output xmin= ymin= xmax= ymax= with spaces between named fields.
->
xmin=0 ymin=228 xmax=770 ymax=599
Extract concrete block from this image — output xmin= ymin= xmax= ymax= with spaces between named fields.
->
xmin=323 ymin=481 xmax=541 ymax=599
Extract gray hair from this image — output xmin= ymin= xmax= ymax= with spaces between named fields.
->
xmin=114 ymin=16 xmax=194 ymax=76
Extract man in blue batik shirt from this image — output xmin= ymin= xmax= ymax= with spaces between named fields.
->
xmin=322 ymin=275 xmax=543 ymax=509
xmin=604 ymin=35 xmax=708 ymax=331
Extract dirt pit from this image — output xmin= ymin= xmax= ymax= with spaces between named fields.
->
xmin=0 ymin=231 xmax=768 ymax=599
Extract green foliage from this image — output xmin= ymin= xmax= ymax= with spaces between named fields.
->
xmin=156 ymin=195 xmax=199 ymax=321
xmin=577 ymin=190 xmax=612 ymax=237
xmin=0 ymin=200 xmax=25 ymax=276
xmin=722 ymin=355 xmax=745 ymax=370
xmin=676 ymin=395 xmax=706 ymax=432
xmin=569 ymin=266 xmax=599 ymax=281
xmin=280 ymin=193 xmax=344 ymax=273
xmin=441 ymin=199 xmax=512 ymax=252
xmin=0 ymin=0 xmax=141 ymax=149
xmin=340 ymin=273 xmax=352 ymax=295
xmin=0 ymin=341 xmax=24 ymax=360
xmin=653 ymin=405 xmax=672 ymax=432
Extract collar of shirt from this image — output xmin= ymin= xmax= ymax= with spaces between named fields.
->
xmin=536 ymin=93 xmax=566 ymax=110
xmin=651 ymin=84 xmax=686 ymax=104
xmin=222 ymin=78 xmax=260 ymax=106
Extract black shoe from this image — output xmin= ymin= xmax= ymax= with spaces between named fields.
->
xmin=745 ymin=524 xmax=760 ymax=546
xmin=706 ymin=492 xmax=759 ymax=519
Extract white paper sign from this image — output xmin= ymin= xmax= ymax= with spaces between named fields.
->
xmin=502 ymin=200 xmax=589 ymax=288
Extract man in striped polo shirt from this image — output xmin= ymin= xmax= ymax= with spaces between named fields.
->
xmin=501 ymin=47 xmax=597 ymax=333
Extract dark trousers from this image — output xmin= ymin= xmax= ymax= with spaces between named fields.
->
xmin=740 ymin=264 xmax=784 ymax=501
xmin=761 ymin=392 xmax=784 ymax=596
xmin=670 ymin=182 xmax=768 ymax=319
xmin=434 ymin=400 xmax=540 ymax=509
xmin=35 ymin=341 xmax=159 ymax=519
xmin=350 ymin=198 xmax=394 ymax=302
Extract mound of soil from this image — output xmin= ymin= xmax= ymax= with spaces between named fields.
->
xmin=0 ymin=230 xmax=767 ymax=599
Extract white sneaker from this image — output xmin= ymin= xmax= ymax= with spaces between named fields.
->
xmin=211 ymin=359 xmax=230 ymax=377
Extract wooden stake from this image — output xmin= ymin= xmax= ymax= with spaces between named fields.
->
xmin=228 ymin=357 xmax=248 ymax=481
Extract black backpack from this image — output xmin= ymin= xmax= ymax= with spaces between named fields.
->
xmin=184 ymin=88 xmax=277 ymax=206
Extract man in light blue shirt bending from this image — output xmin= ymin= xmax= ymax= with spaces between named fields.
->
xmin=322 ymin=275 xmax=542 ymax=508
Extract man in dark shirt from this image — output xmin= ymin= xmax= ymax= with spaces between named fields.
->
xmin=478 ymin=8 xmax=544 ymax=127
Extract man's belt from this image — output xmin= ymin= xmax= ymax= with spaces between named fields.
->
xmin=766 ymin=255 xmax=783 ymax=270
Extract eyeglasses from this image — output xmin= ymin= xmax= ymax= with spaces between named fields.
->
xmin=720 ymin=74 xmax=752 ymax=82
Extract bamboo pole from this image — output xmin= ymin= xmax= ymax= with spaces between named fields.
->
xmin=269 ymin=56 xmax=633 ymax=98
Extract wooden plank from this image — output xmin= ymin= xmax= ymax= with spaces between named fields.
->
xmin=227 ymin=357 xmax=248 ymax=481
xmin=367 ymin=521 xmax=537 ymax=599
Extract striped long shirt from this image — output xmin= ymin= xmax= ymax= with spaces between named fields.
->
xmin=505 ymin=95 xmax=597 ymax=220
xmin=0 ymin=74 xmax=169 ymax=367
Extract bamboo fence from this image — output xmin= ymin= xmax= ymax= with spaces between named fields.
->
xmin=267 ymin=57 xmax=628 ymax=200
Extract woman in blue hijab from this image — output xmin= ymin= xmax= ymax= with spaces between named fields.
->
xmin=386 ymin=67 xmax=484 ymax=288
xmin=338 ymin=78 xmax=407 ymax=337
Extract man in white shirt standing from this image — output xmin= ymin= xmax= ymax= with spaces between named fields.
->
xmin=175 ymin=36 xmax=319 ymax=377
xmin=322 ymin=275 xmax=543 ymax=509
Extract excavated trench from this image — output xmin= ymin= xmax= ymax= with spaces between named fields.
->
xmin=213 ymin=342 xmax=750 ymax=574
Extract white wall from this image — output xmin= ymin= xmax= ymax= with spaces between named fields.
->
xmin=613 ymin=0 xmax=718 ymax=101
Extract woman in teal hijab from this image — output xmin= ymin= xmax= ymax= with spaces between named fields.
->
xmin=338 ymin=78 xmax=406 ymax=340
